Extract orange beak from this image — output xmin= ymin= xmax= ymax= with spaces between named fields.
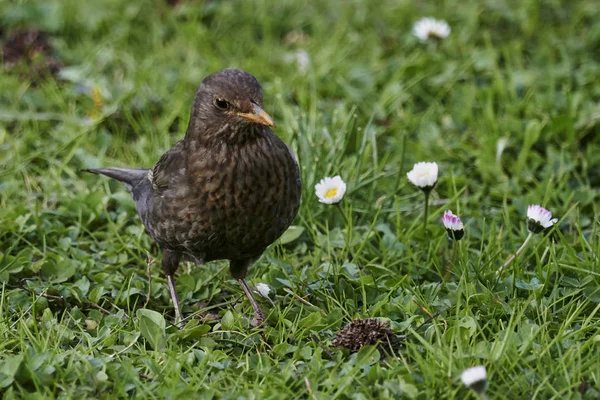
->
xmin=236 ymin=103 xmax=276 ymax=128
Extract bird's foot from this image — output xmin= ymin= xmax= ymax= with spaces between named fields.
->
xmin=238 ymin=278 xmax=268 ymax=328
xmin=251 ymin=309 xmax=266 ymax=328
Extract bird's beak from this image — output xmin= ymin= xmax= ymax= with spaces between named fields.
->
xmin=236 ymin=103 xmax=276 ymax=128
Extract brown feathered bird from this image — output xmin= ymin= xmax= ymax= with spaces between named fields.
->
xmin=86 ymin=69 xmax=302 ymax=327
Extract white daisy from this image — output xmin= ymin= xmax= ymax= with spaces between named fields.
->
xmin=407 ymin=162 xmax=438 ymax=190
xmin=441 ymin=210 xmax=464 ymax=240
xmin=315 ymin=176 xmax=346 ymax=204
xmin=527 ymin=204 xmax=558 ymax=233
xmin=255 ymin=283 xmax=271 ymax=298
xmin=412 ymin=17 xmax=451 ymax=42
xmin=461 ymin=365 xmax=487 ymax=393
xmin=284 ymin=49 xmax=310 ymax=74
xmin=295 ymin=49 xmax=310 ymax=74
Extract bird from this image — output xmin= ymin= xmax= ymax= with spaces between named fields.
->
xmin=85 ymin=69 xmax=302 ymax=327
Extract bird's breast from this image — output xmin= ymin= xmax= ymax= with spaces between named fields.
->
xmin=176 ymin=138 xmax=301 ymax=259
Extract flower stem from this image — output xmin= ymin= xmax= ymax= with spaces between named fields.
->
xmin=423 ymin=190 xmax=430 ymax=233
xmin=500 ymin=231 xmax=534 ymax=273
xmin=335 ymin=202 xmax=349 ymax=226
xmin=335 ymin=202 xmax=353 ymax=261
xmin=443 ymin=241 xmax=458 ymax=282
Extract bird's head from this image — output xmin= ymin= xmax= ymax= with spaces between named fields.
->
xmin=185 ymin=69 xmax=275 ymax=146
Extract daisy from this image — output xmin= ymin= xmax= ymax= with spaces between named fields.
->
xmin=527 ymin=204 xmax=558 ymax=233
xmin=461 ymin=365 xmax=487 ymax=394
xmin=441 ymin=210 xmax=464 ymax=240
xmin=407 ymin=162 xmax=438 ymax=190
xmin=413 ymin=18 xmax=451 ymax=42
xmin=284 ymin=49 xmax=310 ymax=74
xmin=295 ymin=49 xmax=310 ymax=74
xmin=315 ymin=176 xmax=346 ymax=204
xmin=255 ymin=283 xmax=271 ymax=298
xmin=501 ymin=205 xmax=559 ymax=271
xmin=407 ymin=162 xmax=439 ymax=232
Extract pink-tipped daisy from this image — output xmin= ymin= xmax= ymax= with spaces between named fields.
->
xmin=441 ymin=210 xmax=464 ymax=240
xmin=527 ymin=205 xmax=558 ymax=233
xmin=461 ymin=365 xmax=487 ymax=394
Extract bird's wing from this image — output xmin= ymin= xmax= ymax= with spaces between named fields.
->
xmin=148 ymin=140 xmax=186 ymax=192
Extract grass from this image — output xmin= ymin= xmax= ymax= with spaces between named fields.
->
xmin=1 ymin=0 xmax=600 ymax=398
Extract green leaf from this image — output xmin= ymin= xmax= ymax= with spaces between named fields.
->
xmin=197 ymin=337 xmax=217 ymax=348
xmin=584 ymin=286 xmax=600 ymax=303
xmin=515 ymin=278 xmax=544 ymax=291
xmin=398 ymin=378 xmax=419 ymax=399
xmin=40 ymin=257 xmax=76 ymax=283
xmin=297 ymin=346 xmax=312 ymax=360
xmin=356 ymin=345 xmax=380 ymax=365
xmin=273 ymin=343 xmax=297 ymax=356
xmin=221 ymin=310 xmax=235 ymax=330
xmin=136 ymin=309 xmax=166 ymax=351
xmin=0 ymin=253 xmax=25 ymax=282
xmin=88 ymin=286 xmax=106 ymax=303
xmin=458 ymin=316 xmax=477 ymax=337
xmin=0 ymin=354 xmax=23 ymax=388
xmin=173 ymin=320 xmax=212 ymax=341
xmin=279 ymin=225 xmax=305 ymax=245
xmin=298 ymin=312 xmax=323 ymax=330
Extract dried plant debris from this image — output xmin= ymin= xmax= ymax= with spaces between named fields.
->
xmin=2 ymin=29 xmax=63 ymax=77
xmin=332 ymin=318 xmax=401 ymax=353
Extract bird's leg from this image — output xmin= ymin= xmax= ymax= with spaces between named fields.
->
xmin=238 ymin=278 xmax=266 ymax=327
xmin=230 ymin=259 xmax=266 ymax=327
xmin=161 ymin=250 xmax=183 ymax=328
xmin=167 ymin=275 xmax=182 ymax=325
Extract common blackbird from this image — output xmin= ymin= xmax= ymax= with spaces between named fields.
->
xmin=86 ymin=69 xmax=302 ymax=327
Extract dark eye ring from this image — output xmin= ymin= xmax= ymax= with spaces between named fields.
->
xmin=214 ymin=98 xmax=229 ymax=110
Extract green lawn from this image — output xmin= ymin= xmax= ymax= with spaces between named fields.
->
xmin=1 ymin=0 xmax=600 ymax=398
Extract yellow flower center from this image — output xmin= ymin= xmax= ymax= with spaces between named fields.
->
xmin=325 ymin=188 xmax=338 ymax=198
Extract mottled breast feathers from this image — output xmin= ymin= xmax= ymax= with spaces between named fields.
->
xmin=142 ymin=130 xmax=301 ymax=262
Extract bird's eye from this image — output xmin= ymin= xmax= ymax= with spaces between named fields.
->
xmin=214 ymin=98 xmax=229 ymax=110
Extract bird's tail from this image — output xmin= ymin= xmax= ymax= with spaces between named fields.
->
xmin=85 ymin=167 xmax=149 ymax=191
